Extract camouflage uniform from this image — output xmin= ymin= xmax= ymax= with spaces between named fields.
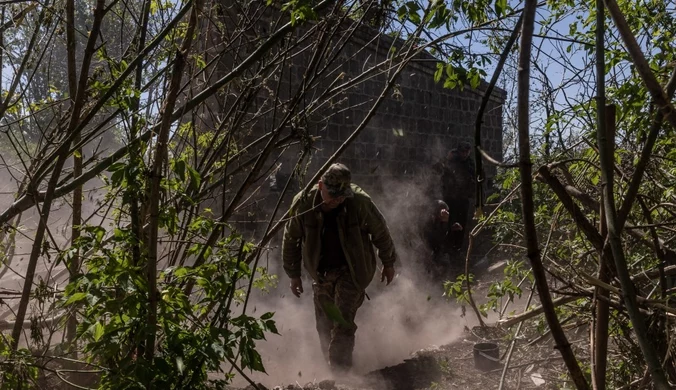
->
xmin=282 ymin=163 xmax=397 ymax=371
xmin=312 ymin=266 xmax=364 ymax=369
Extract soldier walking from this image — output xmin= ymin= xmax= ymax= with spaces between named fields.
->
xmin=282 ymin=163 xmax=397 ymax=374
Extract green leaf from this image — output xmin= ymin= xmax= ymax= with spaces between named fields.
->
xmin=176 ymin=356 xmax=185 ymax=374
xmin=322 ymin=302 xmax=350 ymax=327
xmin=107 ymin=162 xmax=125 ymax=172
xmin=397 ymin=4 xmax=408 ymax=20
xmin=406 ymin=1 xmax=421 ymax=24
xmin=174 ymin=267 xmax=189 ymax=278
xmin=591 ymin=174 xmax=600 ymax=186
xmin=173 ymin=159 xmax=186 ymax=182
xmin=187 ymin=166 xmax=201 ymax=192
xmin=92 ymin=322 xmax=104 ymax=342
xmin=261 ymin=312 xmax=274 ymax=320
xmin=64 ymin=292 xmax=87 ymax=305
xmin=264 ymin=320 xmax=278 ymax=334
xmin=110 ymin=169 xmax=125 ymax=188
xmin=434 ymin=63 xmax=444 ymax=83
xmin=245 ymin=348 xmax=266 ymax=372
xmin=95 ymin=228 xmax=105 ymax=243
xmin=494 ymin=0 xmax=508 ymax=16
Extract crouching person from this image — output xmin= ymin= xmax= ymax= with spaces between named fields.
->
xmin=282 ymin=163 xmax=397 ymax=374
xmin=422 ymin=200 xmax=462 ymax=268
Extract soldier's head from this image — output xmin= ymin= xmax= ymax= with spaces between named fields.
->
xmin=432 ymin=200 xmax=449 ymax=222
xmin=454 ymin=142 xmax=471 ymax=161
xmin=319 ymin=163 xmax=353 ymax=209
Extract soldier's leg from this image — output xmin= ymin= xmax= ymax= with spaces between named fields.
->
xmin=313 ymin=274 xmax=337 ymax=363
xmin=328 ymin=272 xmax=365 ymax=371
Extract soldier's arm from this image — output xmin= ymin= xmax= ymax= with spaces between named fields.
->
xmin=282 ymin=207 xmax=304 ymax=278
xmin=363 ymin=201 xmax=397 ymax=267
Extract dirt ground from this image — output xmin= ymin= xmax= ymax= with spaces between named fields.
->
xmin=32 ymin=252 xmax=575 ymax=390
xmin=234 ymin=251 xmax=577 ymax=390
xmin=236 ymin=317 xmax=571 ymax=390
xmin=31 ymin=228 xmax=574 ymax=390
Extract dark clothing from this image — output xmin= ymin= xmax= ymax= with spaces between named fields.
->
xmin=422 ymin=219 xmax=448 ymax=255
xmin=313 ymin=267 xmax=365 ymax=370
xmin=435 ymin=151 xmax=475 ymax=251
xmin=282 ymin=184 xmax=397 ymax=290
xmin=446 ymin=197 xmax=469 ymax=250
xmin=283 ymin=184 xmax=397 ymax=370
xmin=440 ymin=152 xmax=475 ymax=202
xmin=318 ymin=205 xmax=347 ymax=272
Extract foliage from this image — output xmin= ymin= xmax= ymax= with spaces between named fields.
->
xmin=0 ymin=0 xmax=525 ymax=387
xmin=2 ymin=0 xmax=676 ymax=387
xmin=466 ymin=0 xmax=676 ymax=386
xmin=443 ymin=272 xmax=474 ymax=308
xmin=0 ymin=338 xmax=38 ymax=389
xmin=59 ymin=223 xmax=276 ymax=389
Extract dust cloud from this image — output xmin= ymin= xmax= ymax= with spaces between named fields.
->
xmin=234 ymin=175 xmax=477 ymax=387
xmin=1 ymin=151 xmax=477 ymax=387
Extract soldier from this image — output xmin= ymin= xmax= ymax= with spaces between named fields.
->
xmin=422 ymin=200 xmax=462 ymax=260
xmin=436 ymin=142 xmax=475 ymax=252
xmin=282 ymin=163 xmax=397 ymax=374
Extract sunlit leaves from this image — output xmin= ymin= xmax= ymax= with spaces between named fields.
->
xmin=92 ymin=321 xmax=105 ymax=342
xmin=0 ymin=339 xmax=38 ymax=387
xmin=494 ymin=0 xmax=508 ymax=17
xmin=280 ymin=0 xmax=318 ymax=25
xmin=398 ymin=1 xmax=422 ymax=24
xmin=443 ymin=272 xmax=475 ymax=306
xmin=62 ymin=224 xmax=275 ymax=388
xmin=426 ymin=1 xmax=454 ymax=29
xmin=150 ymin=0 xmax=173 ymax=15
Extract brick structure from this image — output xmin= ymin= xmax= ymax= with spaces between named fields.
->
xmin=212 ymin=8 xmax=505 ymax=228
xmin=272 ymin=28 xmax=506 ymax=197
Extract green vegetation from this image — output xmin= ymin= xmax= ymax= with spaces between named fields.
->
xmin=0 ymin=0 xmax=675 ymax=388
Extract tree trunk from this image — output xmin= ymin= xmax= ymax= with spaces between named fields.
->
xmin=144 ymin=0 xmax=201 ymax=363
xmin=600 ymin=3 xmax=670 ymax=387
xmin=516 ymin=1 xmax=589 ymax=388
xmin=11 ymin=0 xmax=106 ymax=350
xmin=65 ymin=0 xmax=80 ymax=351
xmin=591 ymin=6 xmax=610 ymax=387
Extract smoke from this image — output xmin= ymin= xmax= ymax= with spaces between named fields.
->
xmin=1 ymin=147 xmax=481 ymax=386
xmin=234 ymin=266 xmax=473 ymax=388
xmin=232 ymin=176 xmax=479 ymax=387
xmin=0 ymin=153 xmax=109 ymax=331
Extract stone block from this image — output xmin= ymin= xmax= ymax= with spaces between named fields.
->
xmin=364 ymin=143 xmax=377 ymax=158
xmin=339 ymin=126 xmax=351 ymax=141
xmin=408 ymin=147 xmax=417 ymax=160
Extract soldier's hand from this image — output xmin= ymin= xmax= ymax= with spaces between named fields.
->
xmin=381 ymin=266 xmax=395 ymax=285
xmin=290 ymin=277 xmax=303 ymax=298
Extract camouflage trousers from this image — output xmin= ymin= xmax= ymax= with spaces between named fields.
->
xmin=312 ymin=266 xmax=365 ymax=371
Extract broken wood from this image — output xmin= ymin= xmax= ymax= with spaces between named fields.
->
xmin=497 ymin=295 xmax=580 ymax=328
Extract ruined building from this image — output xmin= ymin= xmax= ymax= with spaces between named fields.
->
xmin=209 ymin=6 xmax=506 ymax=224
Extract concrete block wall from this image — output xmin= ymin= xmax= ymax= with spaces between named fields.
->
xmin=212 ymin=7 xmax=505 ymax=211
xmin=294 ymin=29 xmax=506 ymax=197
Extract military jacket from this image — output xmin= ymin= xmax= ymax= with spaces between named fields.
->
xmin=282 ymin=184 xmax=397 ymax=290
